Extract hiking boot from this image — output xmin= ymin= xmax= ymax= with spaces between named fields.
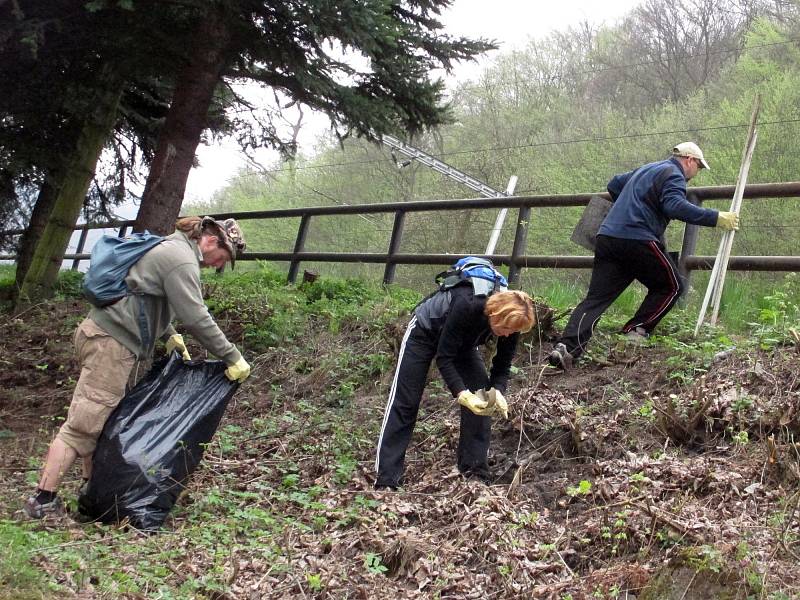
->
xmin=548 ymin=343 xmax=573 ymax=370
xmin=23 ymin=495 xmax=65 ymax=519
xmin=624 ymin=327 xmax=648 ymax=345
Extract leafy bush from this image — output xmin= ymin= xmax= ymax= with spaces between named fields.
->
xmin=749 ymin=273 xmax=800 ymax=348
xmin=53 ymin=269 xmax=85 ymax=300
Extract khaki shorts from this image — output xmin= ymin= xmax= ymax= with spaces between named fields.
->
xmin=57 ymin=319 xmax=136 ymax=456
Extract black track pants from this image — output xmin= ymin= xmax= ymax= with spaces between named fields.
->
xmin=375 ymin=315 xmax=492 ymax=488
xmin=559 ymin=235 xmax=685 ymax=359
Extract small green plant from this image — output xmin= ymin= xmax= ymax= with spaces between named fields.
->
xmin=514 ymin=511 xmax=539 ymax=527
xmin=364 ymin=352 xmax=392 ymax=375
xmin=638 ymin=398 xmax=655 ymax=419
xmin=363 ymin=552 xmax=388 ymax=575
xmin=599 ymin=510 xmax=631 ymax=555
xmin=566 ymin=479 xmax=592 ymax=497
xmin=539 ymin=543 xmax=556 ymax=558
xmin=333 ymin=454 xmax=357 ymax=485
xmin=732 ymin=393 xmax=754 ymax=413
xmin=281 ymin=473 xmax=300 ymax=489
xmin=306 ymin=573 xmax=323 ymax=591
xmin=730 ymin=429 xmax=749 ymax=445
xmin=749 ymin=273 xmax=800 ymax=348
xmin=688 ymin=545 xmax=725 ymax=573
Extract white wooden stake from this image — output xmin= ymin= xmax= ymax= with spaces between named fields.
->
xmin=694 ymin=243 xmax=725 ymax=336
xmin=709 ymin=128 xmax=758 ymax=323
xmin=694 ymin=95 xmax=760 ymax=335
xmin=485 ymin=175 xmax=519 ymax=255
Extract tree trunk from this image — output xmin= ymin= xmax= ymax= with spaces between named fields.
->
xmin=134 ymin=7 xmax=231 ymax=235
xmin=14 ymin=77 xmax=123 ymax=307
xmin=14 ymin=180 xmax=58 ymax=297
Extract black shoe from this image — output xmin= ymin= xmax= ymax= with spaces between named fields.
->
xmin=548 ymin=343 xmax=573 ymax=370
xmin=71 ymin=509 xmax=96 ymax=524
xmin=460 ymin=467 xmax=492 ymax=484
xmin=374 ymin=484 xmax=398 ymax=492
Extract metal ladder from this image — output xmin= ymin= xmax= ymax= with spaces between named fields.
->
xmin=381 ymin=134 xmax=517 ymax=254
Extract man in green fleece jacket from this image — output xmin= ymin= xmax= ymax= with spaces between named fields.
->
xmin=24 ymin=216 xmax=251 ymax=519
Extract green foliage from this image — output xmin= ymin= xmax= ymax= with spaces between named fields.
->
xmin=189 ymin=5 xmax=800 ymax=325
xmin=0 ymin=522 xmax=60 ymax=598
xmin=202 ymin=265 xmax=418 ymax=354
xmin=566 ymin=479 xmax=592 ymax=497
xmin=363 ymin=552 xmax=388 ymax=575
xmin=333 ymin=454 xmax=357 ymax=485
xmin=749 ymin=273 xmax=800 ymax=349
xmin=687 ymin=544 xmax=726 ymax=573
xmin=306 ymin=572 xmax=323 ymax=591
xmin=53 ymin=269 xmax=85 ymax=301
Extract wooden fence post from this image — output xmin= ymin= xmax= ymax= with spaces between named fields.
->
xmin=288 ymin=214 xmax=311 ymax=283
xmin=678 ymin=192 xmax=701 ymax=303
xmin=71 ymin=227 xmax=89 ymax=271
xmin=508 ymin=205 xmax=531 ymax=286
xmin=383 ymin=210 xmax=406 ymax=285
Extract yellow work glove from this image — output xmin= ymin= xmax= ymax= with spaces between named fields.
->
xmin=225 ymin=357 xmax=251 ymax=383
xmin=486 ymin=387 xmax=509 ymax=419
xmin=716 ymin=211 xmax=739 ymax=231
xmin=458 ymin=390 xmax=493 ymax=416
xmin=165 ymin=334 xmax=191 ymax=361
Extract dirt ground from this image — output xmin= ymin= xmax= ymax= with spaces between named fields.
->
xmin=2 ymin=298 xmax=800 ymax=599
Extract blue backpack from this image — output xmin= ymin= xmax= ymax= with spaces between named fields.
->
xmin=435 ymin=256 xmax=508 ymax=297
xmin=83 ymin=231 xmax=164 ymax=307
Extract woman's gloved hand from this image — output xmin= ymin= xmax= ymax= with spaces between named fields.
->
xmin=458 ymin=390 xmax=492 ymax=416
xmin=225 ymin=357 xmax=251 ymax=383
xmin=165 ymin=334 xmax=191 ymax=361
xmin=486 ymin=387 xmax=509 ymax=419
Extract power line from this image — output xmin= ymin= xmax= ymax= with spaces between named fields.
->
xmin=242 ymin=117 xmax=800 ymax=176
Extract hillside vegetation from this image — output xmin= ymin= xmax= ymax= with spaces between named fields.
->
xmin=1 ymin=266 xmax=799 ymax=598
xmin=189 ymin=2 xmax=800 ymax=303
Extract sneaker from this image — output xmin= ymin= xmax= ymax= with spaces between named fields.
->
xmin=23 ymin=495 xmax=65 ymax=519
xmin=624 ymin=327 xmax=648 ymax=345
xmin=548 ymin=343 xmax=573 ymax=370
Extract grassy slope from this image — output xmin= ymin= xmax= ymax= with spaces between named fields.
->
xmin=1 ymin=265 xmax=798 ymax=599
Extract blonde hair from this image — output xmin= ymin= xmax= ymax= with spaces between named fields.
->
xmin=484 ymin=290 xmax=536 ymax=333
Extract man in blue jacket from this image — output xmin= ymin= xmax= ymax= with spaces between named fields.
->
xmin=549 ymin=142 xmax=739 ymax=369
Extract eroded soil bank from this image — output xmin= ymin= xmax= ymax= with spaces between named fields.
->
xmin=1 ymin=295 xmax=798 ymax=599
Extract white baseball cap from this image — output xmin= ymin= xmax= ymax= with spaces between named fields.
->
xmin=672 ymin=142 xmax=710 ymax=170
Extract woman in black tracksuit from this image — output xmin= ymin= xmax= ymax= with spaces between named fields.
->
xmin=375 ymin=287 xmax=535 ymax=489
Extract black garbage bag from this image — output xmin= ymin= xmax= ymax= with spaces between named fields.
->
xmin=78 ymin=352 xmax=238 ymax=530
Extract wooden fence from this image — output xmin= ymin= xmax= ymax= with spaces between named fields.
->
xmin=2 ymin=181 xmax=799 ymax=285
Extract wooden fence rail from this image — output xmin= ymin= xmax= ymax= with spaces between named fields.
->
xmin=1 ymin=182 xmax=799 ymax=285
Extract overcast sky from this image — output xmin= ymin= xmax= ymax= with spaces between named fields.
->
xmin=180 ymin=0 xmax=644 ymax=206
